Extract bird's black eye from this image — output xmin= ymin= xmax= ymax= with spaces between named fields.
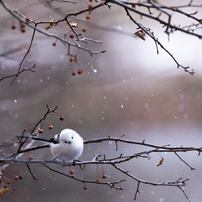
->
xmin=71 ymin=136 xmax=74 ymax=139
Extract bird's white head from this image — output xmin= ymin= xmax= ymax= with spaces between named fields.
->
xmin=59 ymin=129 xmax=80 ymax=144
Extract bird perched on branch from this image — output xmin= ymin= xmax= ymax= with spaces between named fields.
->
xmin=32 ymin=129 xmax=83 ymax=163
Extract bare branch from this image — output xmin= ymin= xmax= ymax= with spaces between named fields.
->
xmin=1 ymin=0 xmax=202 ymax=81
xmin=0 ymin=130 xmax=200 ymax=202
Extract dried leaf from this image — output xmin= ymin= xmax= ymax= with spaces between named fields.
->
xmin=157 ymin=157 xmax=164 ymax=167
xmin=69 ymin=21 xmax=78 ymax=28
xmin=74 ymin=55 xmax=78 ymax=63
xmin=45 ymin=19 xmax=56 ymax=30
xmin=135 ymin=30 xmax=146 ymax=41
xmin=0 ymin=187 xmax=9 ymax=197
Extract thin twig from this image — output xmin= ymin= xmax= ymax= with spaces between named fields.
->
xmin=178 ymin=186 xmax=192 ymax=202
xmin=0 ymin=65 xmax=36 ymax=82
xmin=174 ymin=151 xmax=196 ymax=171
xmin=11 ymin=24 xmax=37 ymax=84
xmin=26 ymin=164 xmax=38 ymax=180
xmin=134 ymin=181 xmax=140 ymax=200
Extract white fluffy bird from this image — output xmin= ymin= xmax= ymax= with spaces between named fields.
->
xmin=32 ymin=129 xmax=83 ymax=163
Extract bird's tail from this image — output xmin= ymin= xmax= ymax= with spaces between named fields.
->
xmin=32 ymin=137 xmax=54 ymax=143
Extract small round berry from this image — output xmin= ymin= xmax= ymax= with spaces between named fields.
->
xmin=48 ymin=125 xmax=53 ymax=129
xmin=72 ymin=71 xmax=76 ymax=76
xmin=89 ymin=0 xmax=93 ymax=2
xmin=132 ymin=4 xmax=136 ymax=8
xmin=83 ymin=186 xmax=87 ymax=190
xmin=21 ymin=29 xmax=26 ymax=33
xmin=52 ymin=42 xmax=56 ymax=46
xmin=69 ymin=169 xmax=74 ymax=175
xmin=14 ymin=176 xmax=19 ymax=181
xmin=60 ymin=116 xmax=64 ymax=121
xmin=69 ymin=34 xmax=74 ymax=39
xmin=69 ymin=58 xmax=74 ymax=62
xmin=19 ymin=176 xmax=23 ymax=180
xmin=25 ymin=17 xmax=30 ymax=22
xmin=21 ymin=24 xmax=26 ymax=28
xmin=3 ymin=185 xmax=8 ymax=189
xmin=7 ymin=181 xmax=11 ymax=185
xmin=100 ymin=1 xmax=104 ymax=6
xmin=13 ymin=187 xmax=16 ymax=191
xmin=96 ymin=178 xmax=101 ymax=182
xmin=82 ymin=28 xmax=86 ymax=32
xmin=11 ymin=25 xmax=16 ymax=30
xmin=38 ymin=129 xmax=43 ymax=133
xmin=102 ymin=174 xmax=107 ymax=179
xmin=29 ymin=155 xmax=33 ymax=160
xmin=88 ymin=5 xmax=93 ymax=9
xmin=86 ymin=15 xmax=91 ymax=20
xmin=78 ymin=69 xmax=83 ymax=74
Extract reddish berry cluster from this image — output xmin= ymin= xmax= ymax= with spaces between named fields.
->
xmin=72 ymin=68 xmax=84 ymax=76
xmin=78 ymin=68 xmax=83 ymax=74
xmin=1 ymin=174 xmax=22 ymax=194
xmin=11 ymin=22 xmax=27 ymax=33
xmin=21 ymin=23 xmax=26 ymax=33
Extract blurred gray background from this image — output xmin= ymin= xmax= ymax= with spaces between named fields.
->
xmin=0 ymin=0 xmax=202 ymax=201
